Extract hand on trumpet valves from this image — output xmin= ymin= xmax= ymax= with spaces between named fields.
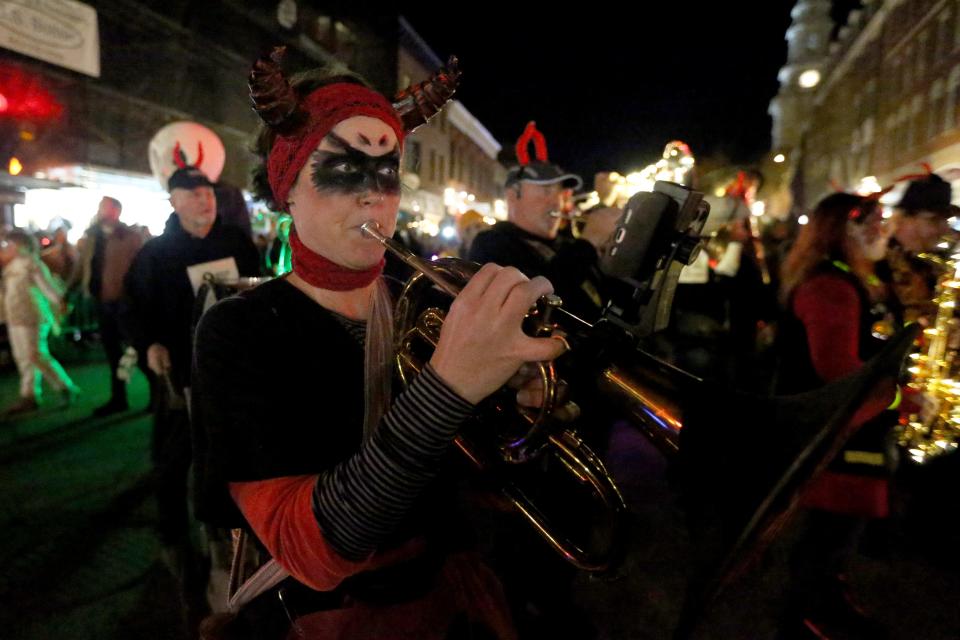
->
xmin=509 ymin=362 xmax=572 ymax=409
xmin=429 ymin=263 xmax=569 ymax=404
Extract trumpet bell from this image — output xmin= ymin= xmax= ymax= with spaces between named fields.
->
xmin=389 ymin=253 xmax=627 ymax=571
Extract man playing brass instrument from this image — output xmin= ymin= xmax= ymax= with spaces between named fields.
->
xmin=469 ymin=122 xmax=620 ymax=322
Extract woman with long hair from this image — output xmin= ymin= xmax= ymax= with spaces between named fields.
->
xmin=778 ymin=192 xmax=895 ymax=391
xmin=776 ymin=192 xmax=897 ymax=640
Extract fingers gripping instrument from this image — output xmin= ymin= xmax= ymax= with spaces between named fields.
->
xmin=360 ymin=220 xmax=624 ymax=572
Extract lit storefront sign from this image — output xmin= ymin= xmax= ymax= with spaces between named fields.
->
xmin=0 ymin=0 xmax=100 ymax=78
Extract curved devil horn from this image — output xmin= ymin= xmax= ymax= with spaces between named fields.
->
xmin=392 ymin=55 xmax=461 ymax=134
xmin=172 ymin=141 xmax=187 ymax=169
xmin=195 ymin=141 xmax=204 ymax=168
xmin=249 ymin=46 xmax=306 ymax=136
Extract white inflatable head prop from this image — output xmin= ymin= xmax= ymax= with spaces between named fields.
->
xmin=148 ymin=121 xmax=226 ymax=192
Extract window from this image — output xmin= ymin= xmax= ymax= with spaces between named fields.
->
xmin=903 ymin=46 xmax=913 ymax=92
xmin=405 ymin=141 xmax=421 ymax=173
xmin=929 ymin=81 xmax=944 ymax=138
xmin=937 ymin=9 xmax=952 ymax=60
xmin=911 ymin=94 xmax=925 ymax=149
xmin=429 ymin=149 xmax=436 ymax=183
xmin=880 ymin=114 xmax=895 ymax=165
xmin=903 ymin=101 xmax=915 ymax=150
xmin=954 ymin=5 xmax=960 ymax=50
xmin=884 ymin=113 xmax=896 ymax=134
xmin=946 ymin=66 xmax=960 ymax=132
xmin=891 ymin=57 xmax=901 ymax=96
xmin=438 ymin=155 xmax=446 ymax=185
xmin=917 ymin=31 xmax=928 ymax=77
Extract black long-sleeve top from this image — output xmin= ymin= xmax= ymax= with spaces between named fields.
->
xmin=191 ymin=278 xmax=476 ymax=590
xmin=469 ymin=221 xmax=606 ymax=321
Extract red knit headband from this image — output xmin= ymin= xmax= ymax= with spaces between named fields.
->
xmin=266 ymin=83 xmax=405 ymax=209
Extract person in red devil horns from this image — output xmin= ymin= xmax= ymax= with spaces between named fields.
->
xmin=191 ymin=49 xmax=564 ymax=639
xmin=469 ymin=121 xmax=620 ymax=322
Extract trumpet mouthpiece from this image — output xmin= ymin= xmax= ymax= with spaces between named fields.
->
xmin=361 ymin=220 xmax=383 ymax=239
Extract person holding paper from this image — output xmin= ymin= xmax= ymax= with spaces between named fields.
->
xmin=124 ymin=164 xmax=259 ymax=602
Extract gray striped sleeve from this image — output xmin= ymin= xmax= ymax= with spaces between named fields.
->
xmin=311 ymin=363 xmax=475 ymax=561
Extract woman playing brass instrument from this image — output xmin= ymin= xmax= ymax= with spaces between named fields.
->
xmin=191 ymin=51 xmax=564 ymax=639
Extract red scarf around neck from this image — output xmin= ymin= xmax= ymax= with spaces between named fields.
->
xmin=288 ymin=227 xmax=383 ymax=291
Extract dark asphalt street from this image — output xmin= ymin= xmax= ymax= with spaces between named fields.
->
xmin=0 ymin=346 xmax=957 ymax=639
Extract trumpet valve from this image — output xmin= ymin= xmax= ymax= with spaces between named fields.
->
xmin=527 ymin=294 xmax=564 ymax=337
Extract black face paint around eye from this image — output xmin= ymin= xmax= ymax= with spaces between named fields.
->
xmin=310 ymin=133 xmax=400 ymax=196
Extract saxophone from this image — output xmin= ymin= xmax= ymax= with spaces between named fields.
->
xmin=899 ymin=239 xmax=960 ymax=463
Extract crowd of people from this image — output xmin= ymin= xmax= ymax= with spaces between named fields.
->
xmin=1 ymin=49 xmax=957 ymax=640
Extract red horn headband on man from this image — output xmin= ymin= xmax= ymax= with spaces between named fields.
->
xmin=515 ymin=121 xmax=548 ymax=166
xmin=172 ymin=141 xmax=204 ymax=169
xmin=265 ymin=84 xmax=404 ymax=209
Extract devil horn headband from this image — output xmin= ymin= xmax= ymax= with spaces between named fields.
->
xmin=249 ymin=47 xmax=460 ymax=136
xmin=172 ymin=141 xmax=204 ymax=169
xmin=392 ymin=55 xmax=461 ymax=133
xmin=249 ymin=46 xmax=307 ymax=136
xmin=515 ymin=121 xmax=548 ymax=166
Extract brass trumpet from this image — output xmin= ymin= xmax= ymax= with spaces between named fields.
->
xmin=361 ymin=220 xmax=626 ymax=572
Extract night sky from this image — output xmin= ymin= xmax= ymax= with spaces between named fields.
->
xmin=401 ymin=1 xmax=860 ymax=183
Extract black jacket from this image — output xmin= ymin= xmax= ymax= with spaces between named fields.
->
xmin=124 ymin=213 xmax=260 ymax=387
xmin=468 ymin=221 xmax=606 ymax=322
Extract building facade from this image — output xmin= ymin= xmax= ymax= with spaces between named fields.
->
xmin=398 ymin=16 xmax=504 ymax=227
xmin=774 ymin=0 xmax=960 ymax=210
xmin=769 ymin=0 xmax=834 ymax=154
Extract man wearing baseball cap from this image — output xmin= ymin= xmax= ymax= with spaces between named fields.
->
xmin=124 ymin=165 xmax=260 ymax=581
xmin=467 ymin=124 xmax=619 ymax=638
xmin=468 ymin=123 xmax=619 ymax=322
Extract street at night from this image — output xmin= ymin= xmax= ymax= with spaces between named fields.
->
xmin=4 ymin=1 xmax=960 ymax=639
xmin=0 ymin=353 xmax=958 ymax=638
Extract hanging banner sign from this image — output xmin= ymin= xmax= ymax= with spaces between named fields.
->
xmin=0 ymin=0 xmax=100 ymax=78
